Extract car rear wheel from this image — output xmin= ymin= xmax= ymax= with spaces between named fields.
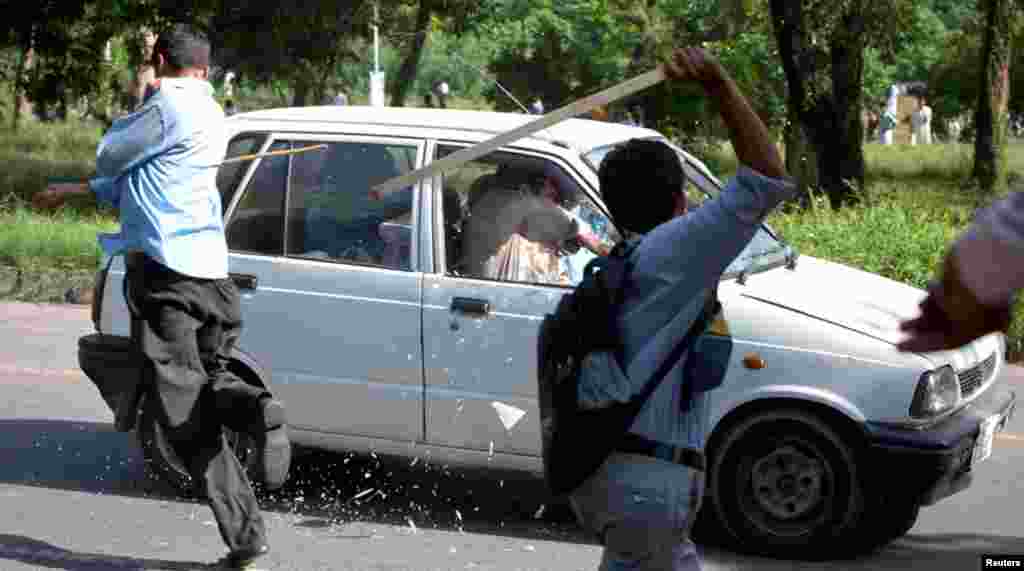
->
xmin=137 ymin=392 xmax=257 ymax=498
xmin=708 ymin=409 xmax=868 ymax=559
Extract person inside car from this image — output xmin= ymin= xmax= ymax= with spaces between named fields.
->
xmin=459 ymin=165 xmax=605 ymax=284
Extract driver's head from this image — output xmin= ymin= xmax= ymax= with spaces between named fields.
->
xmin=599 ymin=139 xmax=686 ymax=235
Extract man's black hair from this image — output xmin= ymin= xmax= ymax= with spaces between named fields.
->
xmin=152 ymin=24 xmax=211 ymax=71
xmin=598 ymin=139 xmax=686 ymax=235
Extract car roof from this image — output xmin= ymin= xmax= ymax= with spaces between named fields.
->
xmin=230 ymin=106 xmax=665 ymax=153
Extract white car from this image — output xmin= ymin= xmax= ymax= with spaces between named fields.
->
xmin=79 ymin=106 xmax=1015 ymax=557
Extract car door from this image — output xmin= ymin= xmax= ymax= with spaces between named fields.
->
xmin=221 ymin=131 xmax=426 ymax=441
xmin=421 ymin=143 xmax=618 ymax=455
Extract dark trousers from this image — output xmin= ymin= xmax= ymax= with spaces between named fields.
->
xmin=125 ymin=253 xmax=269 ymax=553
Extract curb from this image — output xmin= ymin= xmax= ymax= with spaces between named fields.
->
xmin=0 ymin=265 xmax=95 ymax=305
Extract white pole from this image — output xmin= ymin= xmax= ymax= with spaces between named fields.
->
xmin=373 ymin=1 xmax=380 ymax=73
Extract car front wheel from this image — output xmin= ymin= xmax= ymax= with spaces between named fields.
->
xmin=708 ymin=409 xmax=868 ymax=559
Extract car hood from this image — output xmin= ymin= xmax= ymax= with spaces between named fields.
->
xmin=739 ymin=255 xmax=1002 ymax=369
xmin=738 ymin=255 xmax=927 ymax=346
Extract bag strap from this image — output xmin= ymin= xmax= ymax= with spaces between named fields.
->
xmin=632 ymin=289 xmax=721 ymax=406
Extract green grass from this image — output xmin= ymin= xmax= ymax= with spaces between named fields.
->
xmin=0 ymin=119 xmax=104 ymax=203
xmin=0 ymin=119 xmax=113 ymax=269
xmin=0 ymin=201 xmax=116 ymax=270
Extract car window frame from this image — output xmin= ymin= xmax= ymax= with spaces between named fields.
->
xmin=222 ymin=132 xmax=274 ymax=222
xmin=586 ymin=138 xmax=790 ymax=280
xmin=224 ymin=130 xmax=427 ymax=273
xmin=430 ymin=140 xmax=610 ymax=289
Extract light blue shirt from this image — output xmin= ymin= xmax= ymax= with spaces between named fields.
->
xmin=577 ymin=166 xmax=796 ymax=449
xmin=90 ymin=77 xmax=229 ymax=279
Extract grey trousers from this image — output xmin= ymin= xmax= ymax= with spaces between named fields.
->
xmin=126 ymin=254 xmax=270 ymax=554
xmin=569 ymin=453 xmax=704 ymax=571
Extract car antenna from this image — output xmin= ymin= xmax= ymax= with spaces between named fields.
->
xmin=448 ymin=51 xmax=558 ymax=143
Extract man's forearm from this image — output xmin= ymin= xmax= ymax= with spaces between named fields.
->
xmin=707 ymin=77 xmax=786 ymax=180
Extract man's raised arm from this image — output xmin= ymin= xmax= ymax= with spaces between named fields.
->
xmin=665 ymin=47 xmax=786 ymax=180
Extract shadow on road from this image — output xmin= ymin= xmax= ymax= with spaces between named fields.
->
xmin=699 ymin=534 xmax=1024 ymax=570
xmin=1 ymin=418 xmax=1020 ymax=570
xmin=0 ymin=534 xmax=206 ymax=570
xmin=0 ymin=419 xmax=585 ymax=545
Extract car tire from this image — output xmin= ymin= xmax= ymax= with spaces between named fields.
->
xmin=707 ymin=409 xmax=868 ymax=559
xmin=137 ymin=392 xmax=258 ymax=499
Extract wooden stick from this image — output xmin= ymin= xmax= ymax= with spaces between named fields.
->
xmin=368 ymin=66 xmax=668 ymax=199
xmin=211 ymin=144 xmax=329 ymax=167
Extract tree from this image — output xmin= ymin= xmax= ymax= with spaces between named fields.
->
xmin=769 ymin=0 xmax=913 ymax=208
xmin=386 ymin=0 xmax=433 ymax=107
xmin=0 ymin=1 xmax=90 ymax=128
xmin=210 ymin=1 xmax=369 ymax=106
xmin=972 ymin=0 xmax=1015 ymax=193
xmin=0 ymin=0 xmax=169 ymax=128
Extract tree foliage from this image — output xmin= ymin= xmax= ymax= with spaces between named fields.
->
xmin=209 ymin=1 xmax=370 ymax=106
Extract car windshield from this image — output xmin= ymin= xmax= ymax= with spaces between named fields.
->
xmin=583 ymin=140 xmax=792 ymax=279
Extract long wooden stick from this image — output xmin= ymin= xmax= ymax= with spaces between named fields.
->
xmin=210 ymin=144 xmax=329 ymax=167
xmin=369 ymin=66 xmax=668 ymax=199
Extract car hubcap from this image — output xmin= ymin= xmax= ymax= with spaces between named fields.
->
xmin=750 ymin=445 xmax=824 ymax=520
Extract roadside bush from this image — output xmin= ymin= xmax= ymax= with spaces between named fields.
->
xmin=0 ymin=198 xmax=115 ymax=270
xmin=0 ymin=119 xmax=103 ymax=206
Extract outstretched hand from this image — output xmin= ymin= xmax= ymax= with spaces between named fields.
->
xmin=32 ymin=182 xmax=87 ymax=211
xmin=32 ymin=187 xmax=66 ymax=211
xmin=896 ymin=255 xmax=1013 ymax=353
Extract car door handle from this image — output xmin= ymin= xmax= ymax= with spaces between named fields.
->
xmin=230 ymin=273 xmax=258 ymax=290
xmin=451 ymin=297 xmax=490 ymax=316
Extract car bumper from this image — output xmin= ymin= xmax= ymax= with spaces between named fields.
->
xmin=863 ymin=379 xmax=1016 ymax=506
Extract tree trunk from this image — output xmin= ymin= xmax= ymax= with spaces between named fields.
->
xmin=771 ymin=0 xmax=816 ymax=202
xmin=823 ymin=22 xmax=866 ymax=208
xmin=771 ymin=0 xmax=866 ymax=209
xmin=972 ymin=0 xmax=1012 ymax=194
xmin=784 ymin=112 xmax=817 ymax=207
xmin=389 ymin=0 xmax=433 ymax=107
xmin=12 ymin=40 xmax=34 ymax=131
xmin=292 ymin=79 xmax=311 ymax=107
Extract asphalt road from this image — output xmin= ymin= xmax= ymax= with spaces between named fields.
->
xmin=0 ymin=301 xmax=1022 ymax=571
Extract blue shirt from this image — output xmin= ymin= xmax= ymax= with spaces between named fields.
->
xmin=90 ymin=77 xmax=229 ymax=279
xmin=577 ymin=166 xmax=796 ymax=449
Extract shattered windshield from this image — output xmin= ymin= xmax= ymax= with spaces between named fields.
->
xmin=583 ymin=140 xmax=792 ymax=279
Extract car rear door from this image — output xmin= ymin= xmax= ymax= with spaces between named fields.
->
xmin=221 ymin=130 xmax=427 ymax=442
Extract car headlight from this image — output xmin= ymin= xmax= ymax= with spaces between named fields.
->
xmin=909 ymin=366 xmax=962 ymax=419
